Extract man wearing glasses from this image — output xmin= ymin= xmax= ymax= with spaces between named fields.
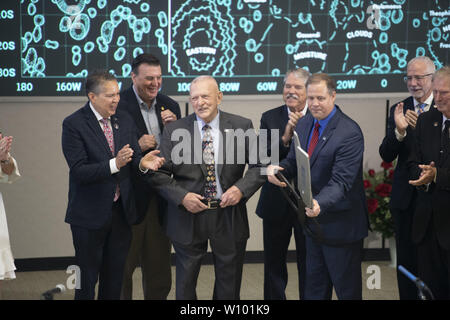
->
xmin=379 ymin=56 xmax=436 ymax=300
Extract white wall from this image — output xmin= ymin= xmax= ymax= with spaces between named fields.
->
xmin=0 ymin=92 xmax=407 ymax=259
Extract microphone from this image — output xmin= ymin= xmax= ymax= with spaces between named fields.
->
xmin=398 ymin=265 xmax=434 ymax=300
xmin=41 ymin=284 xmax=66 ymax=300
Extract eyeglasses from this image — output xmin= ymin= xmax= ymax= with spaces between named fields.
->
xmin=403 ymin=73 xmax=433 ymax=82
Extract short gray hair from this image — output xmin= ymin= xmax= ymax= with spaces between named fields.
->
xmin=407 ymin=56 xmax=436 ymax=73
xmin=432 ymin=65 xmax=450 ymax=82
xmin=190 ymin=75 xmax=219 ymax=92
xmin=284 ymin=68 xmax=310 ymax=84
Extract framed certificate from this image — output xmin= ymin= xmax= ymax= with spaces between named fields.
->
xmin=293 ymin=132 xmax=313 ymax=209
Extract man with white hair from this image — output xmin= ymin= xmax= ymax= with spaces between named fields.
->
xmin=379 ymin=56 xmax=436 ymax=299
xmin=408 ymin=66 xmax=450 ymax=299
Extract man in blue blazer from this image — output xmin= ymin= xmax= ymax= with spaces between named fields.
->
xmin=118 ymin=54 xmax=181 ymax=300
xmin=256 ymin=68 xmax=309 ymax=300
xmin=267 ymin=73 xmax=368 ymax=299
xmin=379 ymin=56 xmax=435 ymax=299
xmin=61 ymin=70 xmax=163 ymax=299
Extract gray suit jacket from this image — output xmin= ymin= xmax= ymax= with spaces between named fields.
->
xmin=145 ymin=111 xmax=265 ymax=245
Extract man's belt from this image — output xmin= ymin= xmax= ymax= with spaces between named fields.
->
xmin=201 ymin=199 xmax=221 ymax=209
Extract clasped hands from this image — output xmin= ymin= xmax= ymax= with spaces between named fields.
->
xmin=181 ymin=186 xmax=243 ymax=214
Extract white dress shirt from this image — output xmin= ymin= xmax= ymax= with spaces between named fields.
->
xmin=133 ymin=85 xmax=161 ymax=146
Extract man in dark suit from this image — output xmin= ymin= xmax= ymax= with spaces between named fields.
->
xmin=379 ymin=56 xmax=435 ymax=299
xmin=267 ymin=73 xmax=368 ymax=300
xmin=256 ymin=68 xmax=309 ymax=300
xmin=118 ymin=54 xmax=181 ymax=300
xmin=408 ymin=66 xmax=450 ymax=299
xmin=61 ymin=70 xmax=163 ymax=300
xmin=145 ymin=75 xmax=265 ymax=299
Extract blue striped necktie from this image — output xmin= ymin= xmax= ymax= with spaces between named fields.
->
xmin=417 ymin=103 xmax=426 ymax=114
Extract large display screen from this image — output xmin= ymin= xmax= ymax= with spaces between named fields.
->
xmin=0 ymin=0 xmax=448 ymax=96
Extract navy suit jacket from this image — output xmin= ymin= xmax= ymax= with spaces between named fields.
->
xmin=62 ymin=102 xmax=142 ymax=229
xmin=256 ymin=105 xmax=298 ymax=220
xmin=118 ymin=86 xmax=181 ymax=223
xmin=280 ymin=106 xmax=368 ymax=244
xmin=379 ymin=96 xmax=435 ymax=211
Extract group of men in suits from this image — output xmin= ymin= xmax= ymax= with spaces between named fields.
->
xmin=62 ymin=55 xmax=266 ymax=299
xmin=61 ymin=65 xmax=370 ymax=300
xmin=61 ymin=50 xmax=449 ymax=300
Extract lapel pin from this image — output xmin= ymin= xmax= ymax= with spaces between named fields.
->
xmin=433 ymin=122 xmax=438 ymax=127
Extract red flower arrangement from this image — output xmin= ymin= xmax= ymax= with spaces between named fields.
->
xmin=364 ymin=161 xmax=395 ymax=238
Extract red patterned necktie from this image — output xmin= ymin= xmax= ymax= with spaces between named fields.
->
xmin=308 ymin=122 xmax=320 ymax=157
xmin=100 ymin=118 xmax=120 ymax=202
xmin=100 ymin=118 xmax=115 ymax=155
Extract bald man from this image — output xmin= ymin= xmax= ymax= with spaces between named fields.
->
xmin=144 ymin=76 xmax=265 ymax=299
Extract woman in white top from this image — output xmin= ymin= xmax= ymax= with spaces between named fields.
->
xmin=0 ymin=133 xmax=20 ymax=299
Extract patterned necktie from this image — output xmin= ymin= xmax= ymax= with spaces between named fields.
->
xmin=202 ymin=124 xmax=217 ymax=200
xmin=100 ymin=118 xmax=115 ymax=155
xmin=308 ymin=122 xmax=320 ymax=157
xmin=100 ymin=118 xmax=120 ymax=202
xmin=417 ymin=103 xmax=426 ymax=114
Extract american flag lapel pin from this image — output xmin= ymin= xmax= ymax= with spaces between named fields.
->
xmin=112 ymin=117 xmax=119 ymax=129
